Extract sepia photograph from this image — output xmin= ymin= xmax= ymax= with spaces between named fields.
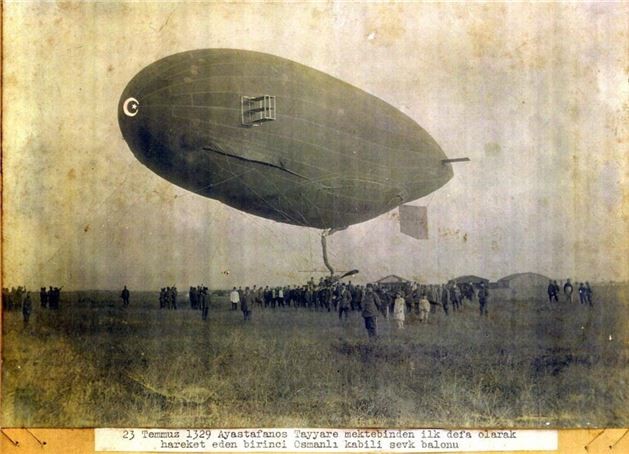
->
xmin=2 ymin=1 xmax=628 ymax=430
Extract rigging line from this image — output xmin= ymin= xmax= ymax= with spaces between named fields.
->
xmin=171 ymin=163 xmax=258 ymax=202
xmin=241 ymin=179 xmax=305 ymax=228
xmin=255 ymin=170 xmax=313 ymax=227
xmin=233 ymin=170 xmax=311 ymax=253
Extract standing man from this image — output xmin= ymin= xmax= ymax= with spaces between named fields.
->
xmin=547 ymin=280 xmax=558 ymax=303
xmin=578 ymin=283 xmax=587 ymax=305
xmin=256 ymin=286 xmax=264 ymax=308
xmin=242 ymin=287 xmax=253 ymax=321
xmin=453 ymin=285 xmax=462 ymax=311
xmin=338 ymin=284 xmax=351 ymax=322
xmin=199 ymin=287 xmax=209 ymax=321
xmin=361 ymin=284 xmax=381 ymax=338
xmin=449 ymin=283 xmax=459 ymax=312
xmin=47 ymin=286 xmax=55 ymax=309
xmin=120 ymin=286 xmax=130 ymax=307
xmin=563 ymin=279 xmax=574 ymax=304
xmin=170 ymin=286 xmax=178 ymax=310
xmin=553 ymin=280 xmax=561 ymax=298
xmin=22 ymin=292 xmax=33 ymax=326
xmin=189 ymin=287 xmax=197 ymax=310
xmin=40 ymin=287 xmax=48 ymax=308
xmin=585 ymin=282 xmax=593 ymax=307
xmin=478 ymin=282 xmax=489 ymax=316
xmin=229 ymin=287 xmax=240 ymax=310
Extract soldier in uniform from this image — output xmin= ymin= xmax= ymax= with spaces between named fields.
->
xmin=40 ymin=287 xmax=48 ymax=308
xmin=256 ymin=286 xmax=264 ymax=308
xmin=23 ymin=292 xmax=33 ymax=326
xmin=241 ymin=287 xmax=254 ymax=321
xmin=47 ymin=286 xmax=54 ymax=310
xmin=454 ymin=284 xmax=462 ymax=311
xmin=547 ymin=280 xmax=558 ymax=303
xmin=354 ymin=284 xmax=363 ymax=311
xmin=264 ymin=286 xmax=272 ymax=308
xmin=199 ymin=287 xmax=209 ymax=321
xmin=159 ymin=288 xmax=165 ymax=309
xmin=120 ymin=286 xmax=130 ymax=307
xmin=318 ymin=285 xmax=331 ymax=312
xmin=563 ymin=279 xmax=574 ymax=303
xmin=449 ymin=283 xmax=459 ymax=312
xmin=361 ymin=284 xmax=381 ymax=338
xmin=578 ymin=282 xmax=587 ymax=304
xmin=585 ymin=282 xmax=593 ymax=306
xmin=170 ymin=286 xmax=178 ymax=310
xmin=478 ymin=283 xmax=489 ymax=316
xmin=338 ymin=284 xmax=351 ymax=322
xmin=305 ymin=286 xmax=313 ymax=310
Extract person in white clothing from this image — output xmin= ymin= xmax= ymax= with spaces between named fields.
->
xmin=419 ymin=294 xmax=431 ymax=323
xmin=393 ymin=292 xmax=405 ymax=329
xmin=229 ymin=287 xmax=240 ymax=310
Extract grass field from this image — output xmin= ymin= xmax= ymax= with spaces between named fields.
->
xmin=2 ymin=285 xmax=628 ymax=428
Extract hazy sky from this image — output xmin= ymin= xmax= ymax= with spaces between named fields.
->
xmin=3 ymin=1 xmax=628 ymax=290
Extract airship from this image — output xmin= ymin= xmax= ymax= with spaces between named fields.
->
xmin=118 ymin=49 xmax=460 ymax=273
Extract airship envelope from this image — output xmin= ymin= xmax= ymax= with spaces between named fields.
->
xmin=118 ymin=49 xmax=453 ymax=232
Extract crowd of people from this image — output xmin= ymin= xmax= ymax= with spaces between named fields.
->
xmin=157 ymin=285 xmax=211 ymax=320
xmin=222 ymin=275 xmax=598 ymax=338
xmin=2 ymin=285 xmax=64 ymax=326
xmin=3 ymin=276 xmax=596 ymax=337
xmin=188 ymin=285 xmax=211 ymax=320
xmin=547 ymin=279 xmax=593 ymax=306
xmin=3 ymin=286 xmax=63 ymax=311
xmin=224 ymin=278 xmax=494 ymax=337
xmin=158 ymin=287 xmax=179 ymax=310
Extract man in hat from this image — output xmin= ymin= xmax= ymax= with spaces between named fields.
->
xmin=563 ymin=279 xmax=574 ymax=303
xmin=361 ymin=284 xmax=381 ymax=338
xmin=22 ymin=292 xmax=33 ymax=326
xmin=241 ymin=287 xmax=253 ymax=321
xmin=338 ymin=284 xmax=351 ymax=322
xmin=120 ymin=285 xmax=130 ymax=307
xmin=478 ymin=282 xmax=489 ymax=316
xmin=547 ymin=280 xmax=558 ymax=303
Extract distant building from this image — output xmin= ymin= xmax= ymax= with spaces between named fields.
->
xmin=375 ymin=274 xmax=410 ymax=291
xmin=494 ymin=272 xmax=552 ymax=301
xmin=450 ymin=275 xmax=489 ymax=287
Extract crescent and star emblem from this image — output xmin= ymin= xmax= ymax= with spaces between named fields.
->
xmin=123 ymin=97 xmax=139 ymax=117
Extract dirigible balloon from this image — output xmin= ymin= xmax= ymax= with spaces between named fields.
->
xmin=118 ymin=49 xmax=455 ymax=234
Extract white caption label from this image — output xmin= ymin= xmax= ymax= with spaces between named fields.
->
xmin=95 ymin=428 xmax=558 ymax=452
